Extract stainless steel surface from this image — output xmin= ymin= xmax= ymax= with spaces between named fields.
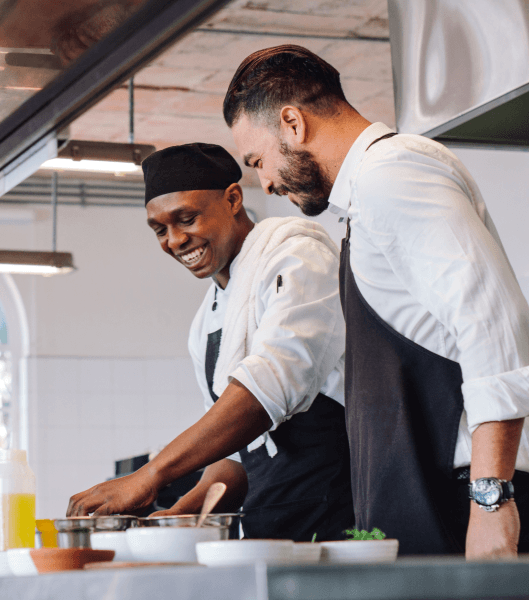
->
xmin=0 ymin=0 xmax=232 ymax=189
xmin=139 ymin=513 xmax=237 ymax=528
xmin=57 ymin=529 xmax=91 ymax=549
xmin=196 ymin=482 xmax=227 ymax=528
xmin=54 ymin=517 xmax=97 ymax=548
xmin=388 ymin=0 xmax=529 ymax=138
xmin=54 ymin=517 xmax=97 ymax=531
xmin=94 ymin=515 xmax=139 ymax=531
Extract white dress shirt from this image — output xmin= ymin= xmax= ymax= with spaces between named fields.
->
xmin=188 ymin=232 xmax=346 ymax=462
xmin=329 ymin=122 xmax=529 ymax=471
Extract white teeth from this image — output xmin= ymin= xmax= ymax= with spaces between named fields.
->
xmin=181 ymin=246 xmax=206 ymax=265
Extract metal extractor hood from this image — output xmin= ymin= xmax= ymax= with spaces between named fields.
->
xmin=388 ymin=0 xmax=529 ymax=147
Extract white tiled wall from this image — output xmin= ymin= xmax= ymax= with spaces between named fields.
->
xmin=28 ymin=356 xmax=204 ymax=518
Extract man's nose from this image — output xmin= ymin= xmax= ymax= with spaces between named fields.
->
xmin=257 ymin=172 xmax=274 ymax=196
xmin=167 ymin=227 xmax=189 ymax=251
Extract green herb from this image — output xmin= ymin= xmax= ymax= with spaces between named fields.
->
xmin=311 ymin=533 xmax=317 ymax=543
xmin=344 ymin=527 xmax=386 ymax=541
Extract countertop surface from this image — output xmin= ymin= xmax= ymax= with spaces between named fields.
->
xmin=2 ymin=556 xmax=529 ymax=600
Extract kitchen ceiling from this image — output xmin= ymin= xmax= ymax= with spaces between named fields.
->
xmin=0 ymin=0 xmax=395 ymax=195
xmin=63 ymin=0 xmax=395 ymax=188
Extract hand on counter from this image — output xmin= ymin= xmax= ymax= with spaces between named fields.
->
xmin=67 ymin=466 xmax=159 ymax=517
xmin=466 ymin=500 xmax=520 ymax=560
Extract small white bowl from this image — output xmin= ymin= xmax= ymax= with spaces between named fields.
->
xmin=196 ymin=540 xmax=294 ymax=567
xmin=126 ymin=526 xmax=221 ymax=563
xmin=6 ymin=548 xmax=38 ymax=576
xmin=291 ymin=542 xmax=321 ymax=563
xmin=320 ymin=539 xmax=399 ymax=564
xmin=90 ymin=531 xmax=134 ymax=562
xmin=0 ymin=551 xmax=13 ymax=576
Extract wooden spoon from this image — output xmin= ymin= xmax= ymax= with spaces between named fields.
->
xmin=196 ymin=482 xmax=227 ymax=528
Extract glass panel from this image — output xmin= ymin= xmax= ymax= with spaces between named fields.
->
xmin=0 ymin=350 xmax=12 ymax=449
xmin=0 ymin=0 xmax=149 ymax=123
xmin=0 ymin=299 xmax=7 ymax=345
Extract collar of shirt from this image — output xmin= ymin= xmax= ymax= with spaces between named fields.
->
xmin=328 ymin=122 xmax=394 ymax=214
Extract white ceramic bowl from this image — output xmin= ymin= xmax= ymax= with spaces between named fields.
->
xmin=196 ymin=540 xmax=294 ymax=567
xmin=126 ymin=526 xmax=222 ymax=563
xmin=6 ymin=548 xmax=38 ymax=576
xmin=0 ymin=551 xmax=13 ymax=576
xmin=320 ymin=539 xmax=399 ymax=564
xmin=291 ymin=542 xmax=322 ymax=563
xmin=90 ymin=531 xmax=134 ymax=562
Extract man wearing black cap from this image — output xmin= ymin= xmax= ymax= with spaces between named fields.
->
xmin=67 ymin=143 xmax=354 ymax=541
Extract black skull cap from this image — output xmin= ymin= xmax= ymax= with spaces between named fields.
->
xmin=142 ymin=142 xmax=243 ymax=205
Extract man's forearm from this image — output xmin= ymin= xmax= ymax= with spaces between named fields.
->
xmin=466 ymin=418 xmax=525 ymax=559
xmin=146 ymin=379 xmax=271 ymax=491
xmin=470 ymin=418 xmax=524 ymax=480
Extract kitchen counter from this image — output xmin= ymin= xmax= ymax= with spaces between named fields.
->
xmin=2 ymin=557 xmax=529 ymax=600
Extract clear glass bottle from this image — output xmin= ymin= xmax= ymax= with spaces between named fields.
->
xmin=0 ymin=449 xmax=36 ymax=550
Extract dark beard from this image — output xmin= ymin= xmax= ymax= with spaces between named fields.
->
xmin=276 ymin=143 xmax=332 ymax=217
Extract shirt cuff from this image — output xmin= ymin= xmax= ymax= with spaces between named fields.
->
xmin=462 ymin=365 xmax=529 ymax=434
xmin=228 ymin=362 xmax=287 ymax=430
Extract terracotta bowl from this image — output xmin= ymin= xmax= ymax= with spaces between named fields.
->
xmin=29 ymin=548 xmax=115 ymax=572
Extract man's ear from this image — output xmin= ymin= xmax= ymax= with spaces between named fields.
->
xmin=225 ymin=183 xmax=244 ymax=214
xmin=279 ymin=106 xmax=307 ymax=147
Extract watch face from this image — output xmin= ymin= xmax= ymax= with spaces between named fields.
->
xmin=473 ymin=478 xmax=501 ymax=505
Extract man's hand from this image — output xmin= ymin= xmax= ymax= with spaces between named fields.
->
xmin=466 ymin=501 xmax=520 ymax=560
xmin=150 ymin=458 xmax=248 ymax=518
xmin=67 ymin=466 xmax=159 ymax=517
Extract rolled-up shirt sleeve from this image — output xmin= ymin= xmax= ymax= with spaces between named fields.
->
xmin=228 ymin=236 xmax=345 ymax=429
xmin=356 ymin=149 xmax=529 ymax=433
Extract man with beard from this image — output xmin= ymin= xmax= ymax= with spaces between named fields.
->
xmin=224 ymin=45 xmax=529 ymax=559
xmin=67 ymin=143 xmax=354 ymax=541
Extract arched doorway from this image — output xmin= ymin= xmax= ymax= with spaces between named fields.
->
xmin=0 ymin=274 xmax=30 ymax=452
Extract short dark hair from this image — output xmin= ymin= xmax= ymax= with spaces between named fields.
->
xmin=223 ymin=45 xmax=348 ymax=128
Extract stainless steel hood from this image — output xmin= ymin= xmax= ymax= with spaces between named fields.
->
xmin=388 ymin=0 xmax=529 ymax=146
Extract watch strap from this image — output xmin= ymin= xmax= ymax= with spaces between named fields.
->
xmin=502 ymin=479 xmax=515 ymax=501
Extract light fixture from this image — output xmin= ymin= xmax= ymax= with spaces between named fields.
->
xmin=39 ymin=140 xmax=155 ymax=174
xmin=40 ymin=157 xmax=141 ymax=174
xmin=40 ymin=80 xmax=155 ymax=175
xmin=0 ymin=250 xmax=75 ymax=276
xmin=0 ymin=172 xmax=76 ymax=276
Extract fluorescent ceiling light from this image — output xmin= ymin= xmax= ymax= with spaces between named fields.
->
xmin=40 ymin=158 xmax=141 ymax=173
xmin=38 ymin=140 xmax=156 ymax=174
xmin=0 ymin=250 xmax=76 ymax=276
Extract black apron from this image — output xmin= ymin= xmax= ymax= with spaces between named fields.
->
xmin=205 ymin=326 xmax=354 ymax=542
xmin=339 ymin=132 xmax=466 ymax=555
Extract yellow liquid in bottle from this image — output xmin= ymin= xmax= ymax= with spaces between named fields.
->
xmin=1 ymin=493 xmax=36 ymax=549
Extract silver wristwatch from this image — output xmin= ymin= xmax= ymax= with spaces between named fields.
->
xmin=468 ymin=477 xmax=515 ymax=512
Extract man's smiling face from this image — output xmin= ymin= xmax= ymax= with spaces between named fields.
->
xmin=232 ymin=113 xmax=332 ymax=217
xmin=146 ymin=187 xmax=243 ymax=286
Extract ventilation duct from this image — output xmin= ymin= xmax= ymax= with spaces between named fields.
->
xmin=388 ymin=0 xmax=529 ymax=146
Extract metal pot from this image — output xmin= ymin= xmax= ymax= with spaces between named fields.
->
xmin=54 ymin=517 xmax=97 ymax=548
xmin=54 ymin=515 xmax=138 ymax=548
xmin=93 ymin=515 xmax=138 ymax=531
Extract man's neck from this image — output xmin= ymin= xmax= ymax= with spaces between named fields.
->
xmin=213 ymin=218 xmax=255 ymax=290
xmin=310 ymin=107 xmax=372 ymax=184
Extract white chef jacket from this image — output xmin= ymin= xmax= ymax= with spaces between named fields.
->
xmin=188 ymin=233 xmax=346 ymax=462
xmin=329 ymin=121 xmax=529 ymax=471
